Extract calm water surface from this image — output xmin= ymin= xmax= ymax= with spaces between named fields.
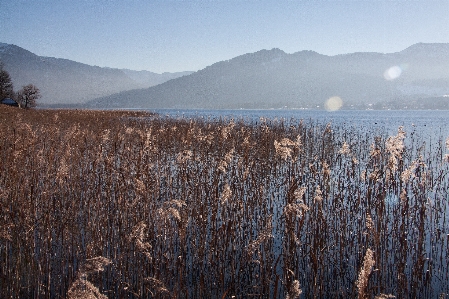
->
xmin=151 ymin=109 xmax=449 ymax=137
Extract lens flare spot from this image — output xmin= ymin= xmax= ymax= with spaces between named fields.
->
xmin=325 ymin=96 xmax=343 ymax=111
xmin=384 ymin=66 xmax=402 ymax=80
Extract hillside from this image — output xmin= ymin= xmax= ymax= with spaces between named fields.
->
xmin=88 ymin=43 xmax=449 ymax=110
xmin=0 ymin=42 xmax=192 ymax=105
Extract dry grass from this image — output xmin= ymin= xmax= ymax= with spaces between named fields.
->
xmin=1 ymin=106 xmax=448 ymax=298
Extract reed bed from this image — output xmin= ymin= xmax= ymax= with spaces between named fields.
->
xmin=1 ymin=106 xmax=448 ymax=298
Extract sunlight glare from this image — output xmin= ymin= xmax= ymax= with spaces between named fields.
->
xmin=325 ymin=96 xmax=343 ymax=111
xmin=384 ymin=66 xmax=402 ymax=80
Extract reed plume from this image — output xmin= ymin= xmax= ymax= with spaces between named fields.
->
xmin=67 ymin=257 xmax=111 ymax=299
xmin=286 ymin=280 xmax=302 ymax=299
xmin=356 ymin=248 xmax=375 ymax=299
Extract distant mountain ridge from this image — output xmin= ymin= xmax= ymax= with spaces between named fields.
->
xmin=0 ymin=42 xmax=193 ymax=105
xmin=2 ymin=42 xmax=448 ymax=109
xmin=121 ymin=69 xmax=193 ymax=88
xmin=88 ymin=43 xmax=449 ymax=110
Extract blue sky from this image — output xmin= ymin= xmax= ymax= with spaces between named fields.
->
xmin=1 ymin=0 xmax=448 ymax=73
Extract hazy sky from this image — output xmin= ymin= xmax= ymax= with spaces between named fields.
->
xmin=1 ymin=0 xmax=448 ymax=73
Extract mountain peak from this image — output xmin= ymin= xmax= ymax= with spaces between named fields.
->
xmin=399 ymin=42 xmax=449 ymax=56
xmin=254 ymin=48 xmax=286 ymax=56
xmin=0 ymin=42 xmax=14 ymax=54
xmin=0 ymin=43 xmax=37 ymax=58
xmin=230 ymin=48 xmax=287 ymax=65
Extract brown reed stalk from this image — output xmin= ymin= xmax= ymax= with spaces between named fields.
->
xmin=1 ymin=107 xmax=449 ymax=298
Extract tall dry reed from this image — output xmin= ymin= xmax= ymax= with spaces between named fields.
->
xmin=0 ymin=106 xmax=448 ymax=298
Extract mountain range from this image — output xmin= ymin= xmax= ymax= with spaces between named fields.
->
xmin=88 ymin=43 xmax=449 ymax=110
xmin=0 ymin=42 xmax=192 ymax=105
xmin=1 ymin=42 xmax=449 ymax=109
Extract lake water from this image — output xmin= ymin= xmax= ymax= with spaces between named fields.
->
xmin=151 ymin=109 xmax=449 ymax=138
xmin=128 ymin=108 xmax=449 ymax=296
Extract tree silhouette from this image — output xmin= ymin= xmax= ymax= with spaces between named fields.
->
xmin=17 ymin=84 xmax=41 ymax=108
xmin=0 ymin=64 xmax=14 ymax=100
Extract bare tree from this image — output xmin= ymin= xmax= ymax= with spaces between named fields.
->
xmin=17 ymin=84 xmax=41 ymax=108
xmin=0 ymin=64 xmax=14 ymax=100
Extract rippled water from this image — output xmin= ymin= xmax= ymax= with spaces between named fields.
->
xmin=152 ymin=109 xmax=449 ymax=137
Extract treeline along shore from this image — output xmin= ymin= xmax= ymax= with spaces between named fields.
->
xmin=1 ymin=106 xmax=448 ymax=298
